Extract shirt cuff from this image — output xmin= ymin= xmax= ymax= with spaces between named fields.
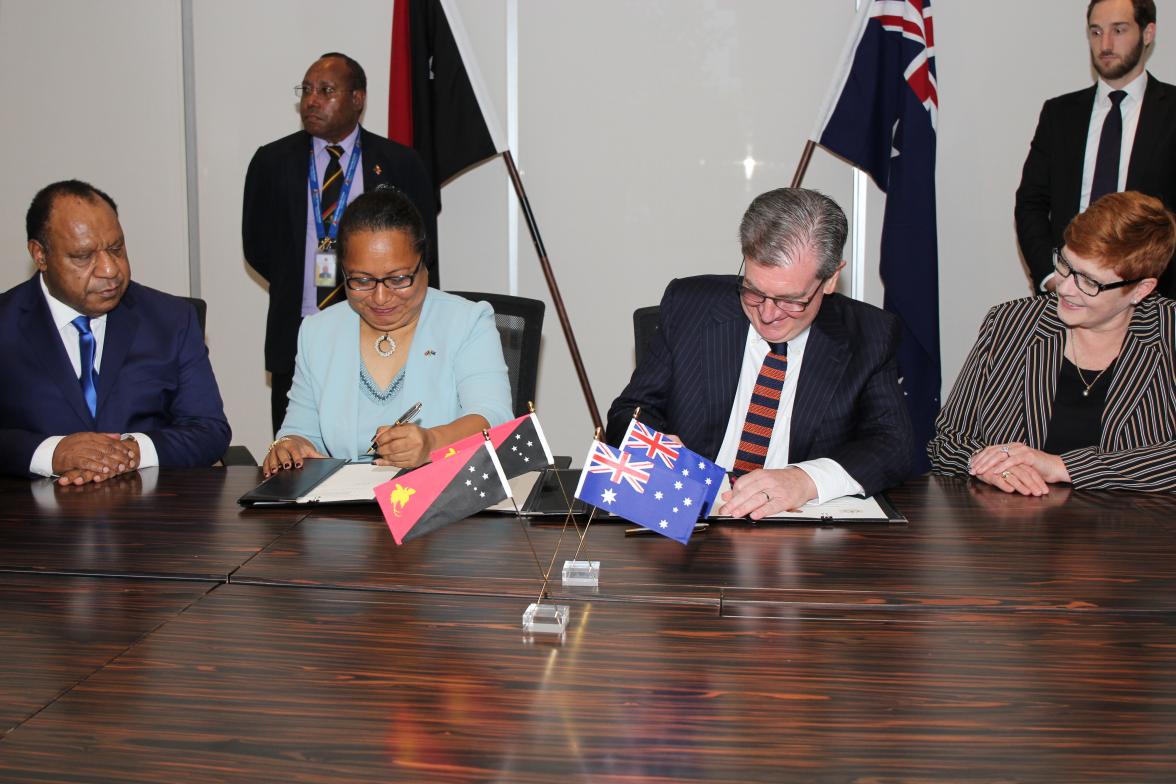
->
xmin=793 ymin=458 xmax=865 ymax=505
xmin=30 ymin=436 xmax=66 ymax=477
xmin=1039 ymin=272 xmax=1056 ymax=292
xmin=127 ymin=433 xmax=159 ymax=468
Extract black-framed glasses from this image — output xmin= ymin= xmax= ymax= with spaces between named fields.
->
xmin=736 ymin=260 xmax=825 ymax=314
xmin=344 ymin=258 xmax=424 ymax=292
xmin=294 ymin=84 xmax=348 ymax=99
xmin=1053 ymin=248 xmax=1143 ymax=297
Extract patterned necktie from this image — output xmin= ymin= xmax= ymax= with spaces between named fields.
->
xmin=731 ymin=341 xmax=787 ymax=476
xmin=71 ymin=315 xmax=98 ymax=418
xmin=316 ymin=144 xmax=346 ymax=309
xmin=1090 ymin=90 xmax=1127 ymax=204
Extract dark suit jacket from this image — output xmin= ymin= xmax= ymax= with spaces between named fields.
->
xmin=606 ymin=276 xmax=913 ymax=496
xmin=0 ymin=276 xmax=232 ymax=478
xmin=928 ymin=295 xmax=1176 ymax=492
xmin=242 ymin=127 xmax=437 ymax=374
xmin=1015 ymin=73 xmax=1176 ymax=297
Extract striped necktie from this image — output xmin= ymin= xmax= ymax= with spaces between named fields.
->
xmin=731 ymin=341 xmax=787 ymax=476
xmin=316 ymin=144 xmax=346 ymax=308
xmin=71 ymin=315 xmax=98 ymax=418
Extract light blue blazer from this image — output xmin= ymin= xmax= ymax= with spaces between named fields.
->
xmin=278 ymin=289 xmax=514 ymax=459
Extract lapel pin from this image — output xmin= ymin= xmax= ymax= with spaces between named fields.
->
xmin=373 ymin=164 xmax=382 ymax=176
xmin=424 ymin=349 xmax=436 ymax=357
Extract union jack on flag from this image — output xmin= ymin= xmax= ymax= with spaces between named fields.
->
xmin=582 ymin=440 xmax=653 ymax=493
xmin=811 ymin=0 xmax=940 ymax=474
xmin=574 ymin=439 xmax=705 ymax=545
xmin=622 ymin=421 xmax=681 ymax=469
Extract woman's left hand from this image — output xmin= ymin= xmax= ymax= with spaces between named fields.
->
xmin=372 ymin=423 xmax=434 ymax=468
xmin=969 ymin=442 xmax=1071 ymax=489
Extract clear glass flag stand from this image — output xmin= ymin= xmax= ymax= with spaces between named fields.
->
xmin=514 ymin=442 xmax=601 ymax=637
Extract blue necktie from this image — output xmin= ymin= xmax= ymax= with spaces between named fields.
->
xmin=71 ymin=315 xmax=98 ymax=418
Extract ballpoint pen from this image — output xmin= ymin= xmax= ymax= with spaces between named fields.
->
xmin=366 ymin=401 xmax=423 ymax=455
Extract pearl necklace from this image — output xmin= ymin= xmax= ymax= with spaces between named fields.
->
xmin=375 ymin=333 xmax=397 ymax=358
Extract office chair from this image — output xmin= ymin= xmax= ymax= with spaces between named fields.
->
xmin=449 ymin=291 xmax=545 ymax=417
xmin=633 ymin=305 xmax=661 ymax=367
xmin=180 ymin=296 xmax=257 ymax=466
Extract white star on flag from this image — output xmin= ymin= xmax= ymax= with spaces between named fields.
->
xmin=674 ymin=481 xmax=683 ymax=490
xmin=468 ymin=466 xmax=476 ymax=472
xmin=654 ymin=491 xmax=664 ymax=500
xmin=681 ymin=468 xmax=690 ymax=477
xmin=482 ymin=473 xmax=489 ymax=480
xmin=697 ymin=461 xmax=706 ymax=470
xmin=672 ymin=506 xmax=679 ymax=513
xmin=659 ymin=521 xmax=669 ymax=529
xmin=465 ymin=479 xmax=471 ymax=486
xmin=601 ymin=488 xmax=617 ymax=504
xmin=683 ymin=498 xmax=693 ymax=507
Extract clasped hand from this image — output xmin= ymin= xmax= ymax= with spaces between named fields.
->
xmin=52 ymin=432 xmax=139 ymax=486
xmin=968 ymin=442 xmax=1070 ymax=496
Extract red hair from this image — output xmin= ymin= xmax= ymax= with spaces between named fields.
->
xmin=1064 ymin=191 xmax=1176 ymax=280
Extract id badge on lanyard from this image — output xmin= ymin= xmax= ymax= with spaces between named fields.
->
xmin=309 ymin=140 xmax=361 ymax=288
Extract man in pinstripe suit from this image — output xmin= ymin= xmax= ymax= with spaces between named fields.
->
xmin=607 ymin=189 xmax=913 ymax=519
xmin=932 ymin=191 xmax=1176 ymax=494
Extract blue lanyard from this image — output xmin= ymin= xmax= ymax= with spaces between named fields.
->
xmin=309 ymin=138 xmax=362 ymax=245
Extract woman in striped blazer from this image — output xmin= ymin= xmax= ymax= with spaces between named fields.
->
xmin=929 ymin=192 xmax=1176 ymax=494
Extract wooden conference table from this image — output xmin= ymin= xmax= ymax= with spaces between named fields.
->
xmin=1 ymin=467 xmax=1174 ymax=781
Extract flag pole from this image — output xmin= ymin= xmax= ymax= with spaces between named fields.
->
xmin=790 ymin=140 xmax=816 ymax=188
xmin=501 ymin=149 xmax=604 ymax=432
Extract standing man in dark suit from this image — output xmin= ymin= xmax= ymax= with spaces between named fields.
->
xmin=606 ymin=188 xmax=912 ymax=519
xmin=0 ymin=180 xmax=231 ymax=483
xmin=1015 ymin=0 xmax=1176 ymax=298
xmin=243 ymin=52 xmax=437 ymax=433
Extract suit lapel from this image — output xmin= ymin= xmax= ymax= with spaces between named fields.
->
xmin=701 ymin=287 xmax=746 ymax=458
xmin=21 ymin=278 xmax=93 ymax=425
xmin=96 ymin=288 xmax=139 ymax=419
xmin=1101 ymin=299 xmax=1161 ymax=448
xmin=1127 ymin=74 xmax=1172 ymax=188
xmin=1022 ymin=302 xmax=1064 ymax=448
xmin=790 ymin=298 xmax=849 ymax=461
xmin=358 ymin=128 xmax=389 ymax=189
xmin=1061 ymin=86 xmax=1097 ymax=219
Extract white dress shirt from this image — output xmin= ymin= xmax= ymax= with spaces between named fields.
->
xmin=29 ymin=276 xmax=158 ymax=477
xmin=1043 ymin=72 xmax=1148 ymax=290
xmin=715 ymin=325 xmax=865 ymax=505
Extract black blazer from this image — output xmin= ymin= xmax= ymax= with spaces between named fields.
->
xmin=0 ymin=276 xmax=232 ymax=478
xmin=929 ymin=295 xmax=1176 ymax=492
xmin=1014 ymin=73 xmax=1176 ymax=297
xmin=242 ymin=127 xmax=437 ymax=374
xmin=606 ymin=276 xmax=913 ymax=496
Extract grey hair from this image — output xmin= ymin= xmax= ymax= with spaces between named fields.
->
xmin=739 ymin=188 xmax=847 ymax=279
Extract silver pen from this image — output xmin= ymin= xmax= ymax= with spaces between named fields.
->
xmin=367 ymin=401 xmax=423 ymax=455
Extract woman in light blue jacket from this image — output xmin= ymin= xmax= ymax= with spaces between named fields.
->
xmin=263 ymin=188 xmax=512 ymax=476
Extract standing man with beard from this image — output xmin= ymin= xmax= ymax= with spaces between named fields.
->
xmin=244 ymin=52 xmax=437 ymax=434
xmin=1016 ymin=0 xmax=1176 ymax=298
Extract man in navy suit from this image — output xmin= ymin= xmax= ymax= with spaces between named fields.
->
xmin=0 ymin=180 xmax=231 ymax=484
xmin=243 ymin=52 xmax=437 ymax=433
xmin=1016 ymin=0 xmax=1176 ymax=297
xmin=607 ymin=188 xmax=912 ymax=518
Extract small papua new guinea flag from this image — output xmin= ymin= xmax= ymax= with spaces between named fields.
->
xmin=375 ymin=441 xmax=511 ymax=545
xmin=429 ymin=413 xmax=553 ymax=479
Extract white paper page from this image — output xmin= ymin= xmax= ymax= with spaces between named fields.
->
xmin=707 ymin=475 xmax=890 ymax=521
xmin=297 ymin=463 xmax=403 ymax=504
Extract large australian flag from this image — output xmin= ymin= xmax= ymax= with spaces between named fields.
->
xmin=812 ymin=0 xmax=940 ymax=474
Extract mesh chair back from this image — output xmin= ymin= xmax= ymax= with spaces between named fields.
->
xmin=449 ymin=291 xmax=545 ymax=417
xmin=633 ymin=305 xmax=661 ymax=366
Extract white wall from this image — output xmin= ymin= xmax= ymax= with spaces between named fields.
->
xmin=2 ymin=0 xmax=1173 ymax=462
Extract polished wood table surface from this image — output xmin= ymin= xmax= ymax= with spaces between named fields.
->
xmin=1 ymin=584 xmax=1174 ymax=782
xmin=0 ymin=574 xmax=214 ymax=736
xmin=2 ymin=468 xmax=1175 ymax=781
xmin=235 ymin=475 xmax=1176 ymax=614
xmin=0 ymin=468 xmax=303 ymax=580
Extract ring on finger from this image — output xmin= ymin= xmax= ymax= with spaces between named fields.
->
xmin=761 ymin=490 xmax=770 ymax=503
xmin=1000 ymin=470 xmax=1011 ymax=480
xmin=1000 ymin=446 xmax=1010 ymax=455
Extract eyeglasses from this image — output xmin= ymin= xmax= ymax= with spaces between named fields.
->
xmin=344 ymin=259 xmax=424 ymax=292
xmin=1053 ymin=248 xmax=1143 ymax=297
xmin=736 ymin=260 xmax=826 ymax=314
xmin=294 ymin=84 xmax=349 ymax=99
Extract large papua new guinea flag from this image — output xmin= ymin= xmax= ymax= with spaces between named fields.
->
xmin=375 ymin=441 xmax=511 ymax=545
xmin=811 ymin=0 xmax=941 ymax=474
xmin=389 ymin=0 xmax=506 ymax=198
